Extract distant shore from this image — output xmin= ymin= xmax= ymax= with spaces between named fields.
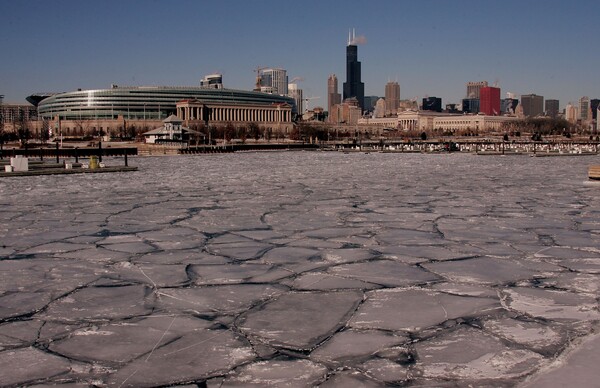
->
xmin=1 ymin=136 xmax=599 ymax=158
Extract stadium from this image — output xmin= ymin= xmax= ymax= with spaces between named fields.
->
xmin=32 ymin=85 xmax=297 ymax=121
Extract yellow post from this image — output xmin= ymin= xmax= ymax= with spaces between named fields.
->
xmin=89 ymin=155 xmax=99 ymax=169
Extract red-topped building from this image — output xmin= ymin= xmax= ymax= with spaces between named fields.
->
xmin=480 ymin=86 xmax=501 ymax=116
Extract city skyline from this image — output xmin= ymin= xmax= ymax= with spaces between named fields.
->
xmin=1 ymin=0 xmax=598 ymax=110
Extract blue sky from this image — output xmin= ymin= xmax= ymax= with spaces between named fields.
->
xmin=1 ymin=0 xmax=597 ymax=109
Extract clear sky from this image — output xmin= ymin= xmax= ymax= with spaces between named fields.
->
xmin=1 ymin=0 xmax=597 ymax=110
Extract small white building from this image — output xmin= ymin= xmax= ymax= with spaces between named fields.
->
xmin=143 ymin=115 xmax=203 ymax=144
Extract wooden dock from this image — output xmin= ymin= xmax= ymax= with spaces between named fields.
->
xmin=589 ymin=165 xmax=600 ymax=180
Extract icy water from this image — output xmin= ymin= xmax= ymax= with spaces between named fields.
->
xmin=0 ymin=152 xmax=599 ymax=387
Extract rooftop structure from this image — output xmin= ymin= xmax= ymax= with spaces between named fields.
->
xmin=200 ymin=74 xmax=223 ymax=89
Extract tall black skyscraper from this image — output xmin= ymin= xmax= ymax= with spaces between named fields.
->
xmin=343 ymin=29 xmax=365 ymax=111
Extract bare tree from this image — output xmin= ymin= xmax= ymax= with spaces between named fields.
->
xmin=40 ymin=119 xmax=51 ymax=143
xmin=224 ymin=122 xmax=235 ymax=143
xmin=126 ymin=123 xmax=137 ymax=139
xmin=15 ymin=108 xmax=31 ymax=146
xmin=248 ymin=122 xmax=260 ymax=141
xmin=237 ymin=125 xmax=248 ymax=144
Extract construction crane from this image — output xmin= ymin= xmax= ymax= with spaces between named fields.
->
xmin=303 ymin=96 xmax=320 ymax=112
xmin=289 ymin=76 xmax=305 ymax=85
xmin=253 ymin=66 xmax=267 ymax=91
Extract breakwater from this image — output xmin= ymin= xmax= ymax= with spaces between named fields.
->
xmin=0 ymin=144 xmax=137 ymax=160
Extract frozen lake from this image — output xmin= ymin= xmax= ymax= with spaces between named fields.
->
xmin=1 ymin=151 xmax=599 ymax=387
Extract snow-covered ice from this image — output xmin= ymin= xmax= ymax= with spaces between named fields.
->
xmin=0 ymin=152 xmax=599 ymax=386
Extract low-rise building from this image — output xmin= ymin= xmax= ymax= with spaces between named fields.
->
xmin=176 ymin=99 xmax=293 ymax=134
xmin=357 ymin=110 xmax=519 ymax=133
xmin=142 ymin=115 xmax=202 ymax=144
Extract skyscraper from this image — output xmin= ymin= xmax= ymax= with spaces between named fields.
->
xmin=479 ymin=86 xmax=501 ymax=115
xmin=343 ymin=29 xmax=365 ymax=111
xmin=327 ymin=74 xmax=341 ymax=117
xmin=521 ymin=94 xmax=544 ymax=118
xmin=384 ymin=81 xmax=400 ymax=116
xmin=565 ymin=103 xmax=579 ymax=123
xmin=462 ymin=98 xmax=480 ymax=114
xmin=288 ymin=83 xmax=303 ymax=114
xmin=422 ymin=97 xmax=442 ymax=112
xmin=260 ymin=68 xmax=288 ymax=95
xmin=545 ymin=99 xmax=559 ymax=118
xmin=579 ymin=96 xmax=590 ymax=122
xmin=591 ymin=99 xmax=600 ymax=121
xmin=501 ymin=98 xmax=519 ymax=115
xmin=466 ymin=81 xmax=488 ymax=99
xmin=363 ymin=96 xmax=379 ymax=112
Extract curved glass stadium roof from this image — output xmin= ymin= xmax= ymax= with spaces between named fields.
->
xmin=35 ymin=86 xmax=297 ymax=120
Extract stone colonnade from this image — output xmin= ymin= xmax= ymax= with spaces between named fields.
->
xmin=398 ymin=119 xmax=418 ymax=131
xmin=176 ymin=100 xmax=292 ymax=125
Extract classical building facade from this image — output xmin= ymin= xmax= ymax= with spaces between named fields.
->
xmin=176 ymin=99 xmax=294 ymax=133
xmin=358 ymin=111 xmax=519 ymax=133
